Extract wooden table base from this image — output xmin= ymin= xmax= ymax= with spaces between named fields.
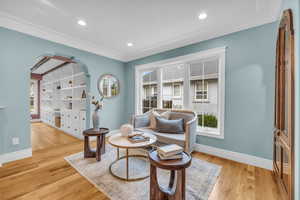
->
xmin=84 ymin=135 xmax=105 ymax=161
xmin=150 ymin=165 xmax=186 ymax=200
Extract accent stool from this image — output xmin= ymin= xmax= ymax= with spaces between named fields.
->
xmin=148 ymin=150 xmax=192 ymax=200
xmin=83 ymin=128 xmax=109 ymax=161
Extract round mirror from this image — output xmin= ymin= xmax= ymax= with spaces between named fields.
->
xmin=97 ymin=74 xmax=120 ymax=98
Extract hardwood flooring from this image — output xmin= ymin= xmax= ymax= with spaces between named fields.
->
xmin=0 ymin=123 xmax=282 ymax=200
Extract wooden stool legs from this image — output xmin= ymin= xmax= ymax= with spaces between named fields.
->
xmin=84 ymin=135 xmax=105 ymax=161
xmin=150 ymin=165 xmax=186 ymax=200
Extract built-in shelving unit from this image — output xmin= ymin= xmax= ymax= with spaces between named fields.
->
xmin=40 ymin=62 xmax=88 ymax=139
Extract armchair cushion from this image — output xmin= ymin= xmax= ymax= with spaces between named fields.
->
xmin=137 ymin=128 xmax=185 ymax=146
xmin=155 ymin=117 xmax=184 ymax=134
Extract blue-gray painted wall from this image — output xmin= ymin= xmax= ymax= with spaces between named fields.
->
xmin=125 ymin=22 xmax=278 ymax=160
xmin=0 ymin=27 xmax=126 ymax=154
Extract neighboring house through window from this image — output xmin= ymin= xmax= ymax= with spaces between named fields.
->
xmin=195 ymin=80 xmax=208 ymax=101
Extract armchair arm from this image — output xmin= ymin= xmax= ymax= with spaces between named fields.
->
xmin=184 ymin=115 xmax=197 ymax=153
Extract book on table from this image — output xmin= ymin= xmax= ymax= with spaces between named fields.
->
xmin=127 ymin=133 xmax=150 ymax=143
xmin=157 ymin=144 xmax=183 ymax=158
xmin=158 ymin=152 xmax=183 ymax=160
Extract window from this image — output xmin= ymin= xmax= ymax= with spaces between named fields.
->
xmin=141 ymin=70 xmax=158 ymax=113
xmin=135 ymin=47 xmax=225 ymax=138
xmin=162 ymin=65 xmax=184 ymax=109
xmin=190 ymin=58 xmax=220 ymax=136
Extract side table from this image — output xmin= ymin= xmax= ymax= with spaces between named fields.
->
xmin=83 ymin=128 xmax=109 ymax=161
xmin=148 ymin=150 xmax=192 ymax=200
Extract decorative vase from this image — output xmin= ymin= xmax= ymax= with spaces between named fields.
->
xmin=92 ymin=110 xmax=100 ymax=130
xmin=120 ymin=124 xmax=133 ymax=137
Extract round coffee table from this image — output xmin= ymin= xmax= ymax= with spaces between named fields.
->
xmin=108 ymin=132 xmax=157 ymax=181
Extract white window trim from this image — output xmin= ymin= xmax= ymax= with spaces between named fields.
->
xmin=135 ymin=46 xmax=226 ymax=139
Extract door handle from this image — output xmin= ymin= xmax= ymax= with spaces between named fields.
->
xmin=273 ymin=128 xmax=280 ymax=136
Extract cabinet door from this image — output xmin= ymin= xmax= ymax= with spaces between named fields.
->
xmin=61 ymin=112 xmax=65 ymax=130
xmin=80 ymin=111 xmax=86 ymax=131
xmin=66 ymin=111 xmax=72 ymax=132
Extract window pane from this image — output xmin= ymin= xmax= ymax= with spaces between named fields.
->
xmin=162 ymin=65 xmax=184 ymax=109
xmin=142 ymin=70 xmax=158 ymax=113
xmin=190 ymin=58 xmax=219 ymax=131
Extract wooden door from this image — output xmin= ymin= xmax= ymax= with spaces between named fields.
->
xmin=273 ymin=9 xmax=295 ymax=200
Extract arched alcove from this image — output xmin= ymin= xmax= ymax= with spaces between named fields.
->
xmin=30 ymin=54 xmax=91 ymax=139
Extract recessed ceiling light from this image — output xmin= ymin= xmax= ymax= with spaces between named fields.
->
xmin=127 ymin=42 xmax=133 ymax=47
xmin=77 ymin=20 xmax=87 ymax=26
xmin=198 ymin=12 xmax=207 ymax=20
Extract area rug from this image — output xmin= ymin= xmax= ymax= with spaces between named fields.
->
xmin=65 ymin=145 xmax=221 ymax=200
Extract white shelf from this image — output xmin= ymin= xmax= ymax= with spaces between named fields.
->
xmin=43 ymin=72 xmax=85 ymax=84
xmin=60 ymin=85 xmax=86 ymax=91
xmin=0 ymin=106 xmax=6 ymax=110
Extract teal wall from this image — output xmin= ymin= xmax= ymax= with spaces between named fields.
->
xmin=0 ymin=27 xmax=126 ymax=155
xmin=281 ymin=0 xmax=300 ymax=199
xmin=125 ymin=22 xmax=278 ymax=160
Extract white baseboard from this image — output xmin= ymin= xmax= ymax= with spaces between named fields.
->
xmin=194 ymin=144 xmax=273 ymax=170
xmin=0 ymin=148 xmax=32 ymax=167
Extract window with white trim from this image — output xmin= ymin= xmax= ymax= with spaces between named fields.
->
xmin=135 ymin=47 xmax=225 ymax=138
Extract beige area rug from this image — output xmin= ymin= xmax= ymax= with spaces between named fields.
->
xmin=65 ymin=145 xmax=221 ymax=200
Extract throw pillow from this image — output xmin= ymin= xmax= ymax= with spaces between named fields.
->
xmin=155 ymin=117 xmax=184 ymax=134
xmin=134 ymin=114 xmax=150 ymax=128
xmin=149 ymin=110 xmax=170 ymax=130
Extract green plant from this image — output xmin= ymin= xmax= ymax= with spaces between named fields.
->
xmin=198 ymin=114 xmax=218 ymax=128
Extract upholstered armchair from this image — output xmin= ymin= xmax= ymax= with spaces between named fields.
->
xmin=131 ymin=109 xmax=197 ymax=153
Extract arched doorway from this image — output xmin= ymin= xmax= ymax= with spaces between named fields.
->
xmin=30 ymin=54 xmax=90 ymax=150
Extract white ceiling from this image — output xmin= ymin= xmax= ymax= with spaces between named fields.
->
xmin=0 ymin=0 xmax=282 ymax=62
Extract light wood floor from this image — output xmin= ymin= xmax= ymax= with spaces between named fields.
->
xmin=0 ymin=122 xmax=282 ymax=200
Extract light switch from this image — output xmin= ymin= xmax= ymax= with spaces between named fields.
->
xmin=12 ymin=137 xmax=19 ymax=145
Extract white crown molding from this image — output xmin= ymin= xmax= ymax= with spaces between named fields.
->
xmin=0 ymin=11 xmax=126 ymax=61
xmin=0 ymin=1 xmax=282 ymax=63
xmin=0 ymin=148 xmax=32 ymax=167
xmin=124 ymin=19 xmax=279 ymax=62
xmin=194 ymin=144 xmax=273 ymax=170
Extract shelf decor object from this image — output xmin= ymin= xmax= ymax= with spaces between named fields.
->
xmin=273 ymin=9 xmax=295 ymax=200
xmin=91 ymin=96 xmax=104 ymax=130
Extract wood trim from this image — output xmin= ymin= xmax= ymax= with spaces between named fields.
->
xmin=31 ymin=73 xmax=42 ymax=80
xmin=273 ymin=9 xmax=295 ymax=200
xmin=31 ymin=55 xmax=75 ymax=75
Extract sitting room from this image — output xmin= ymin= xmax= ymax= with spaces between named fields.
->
xmin=0 ymin=0 xmax=299 ymax=200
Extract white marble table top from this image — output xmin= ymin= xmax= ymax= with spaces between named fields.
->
xmin=108 ymin=132 xmax=157 ymax=149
